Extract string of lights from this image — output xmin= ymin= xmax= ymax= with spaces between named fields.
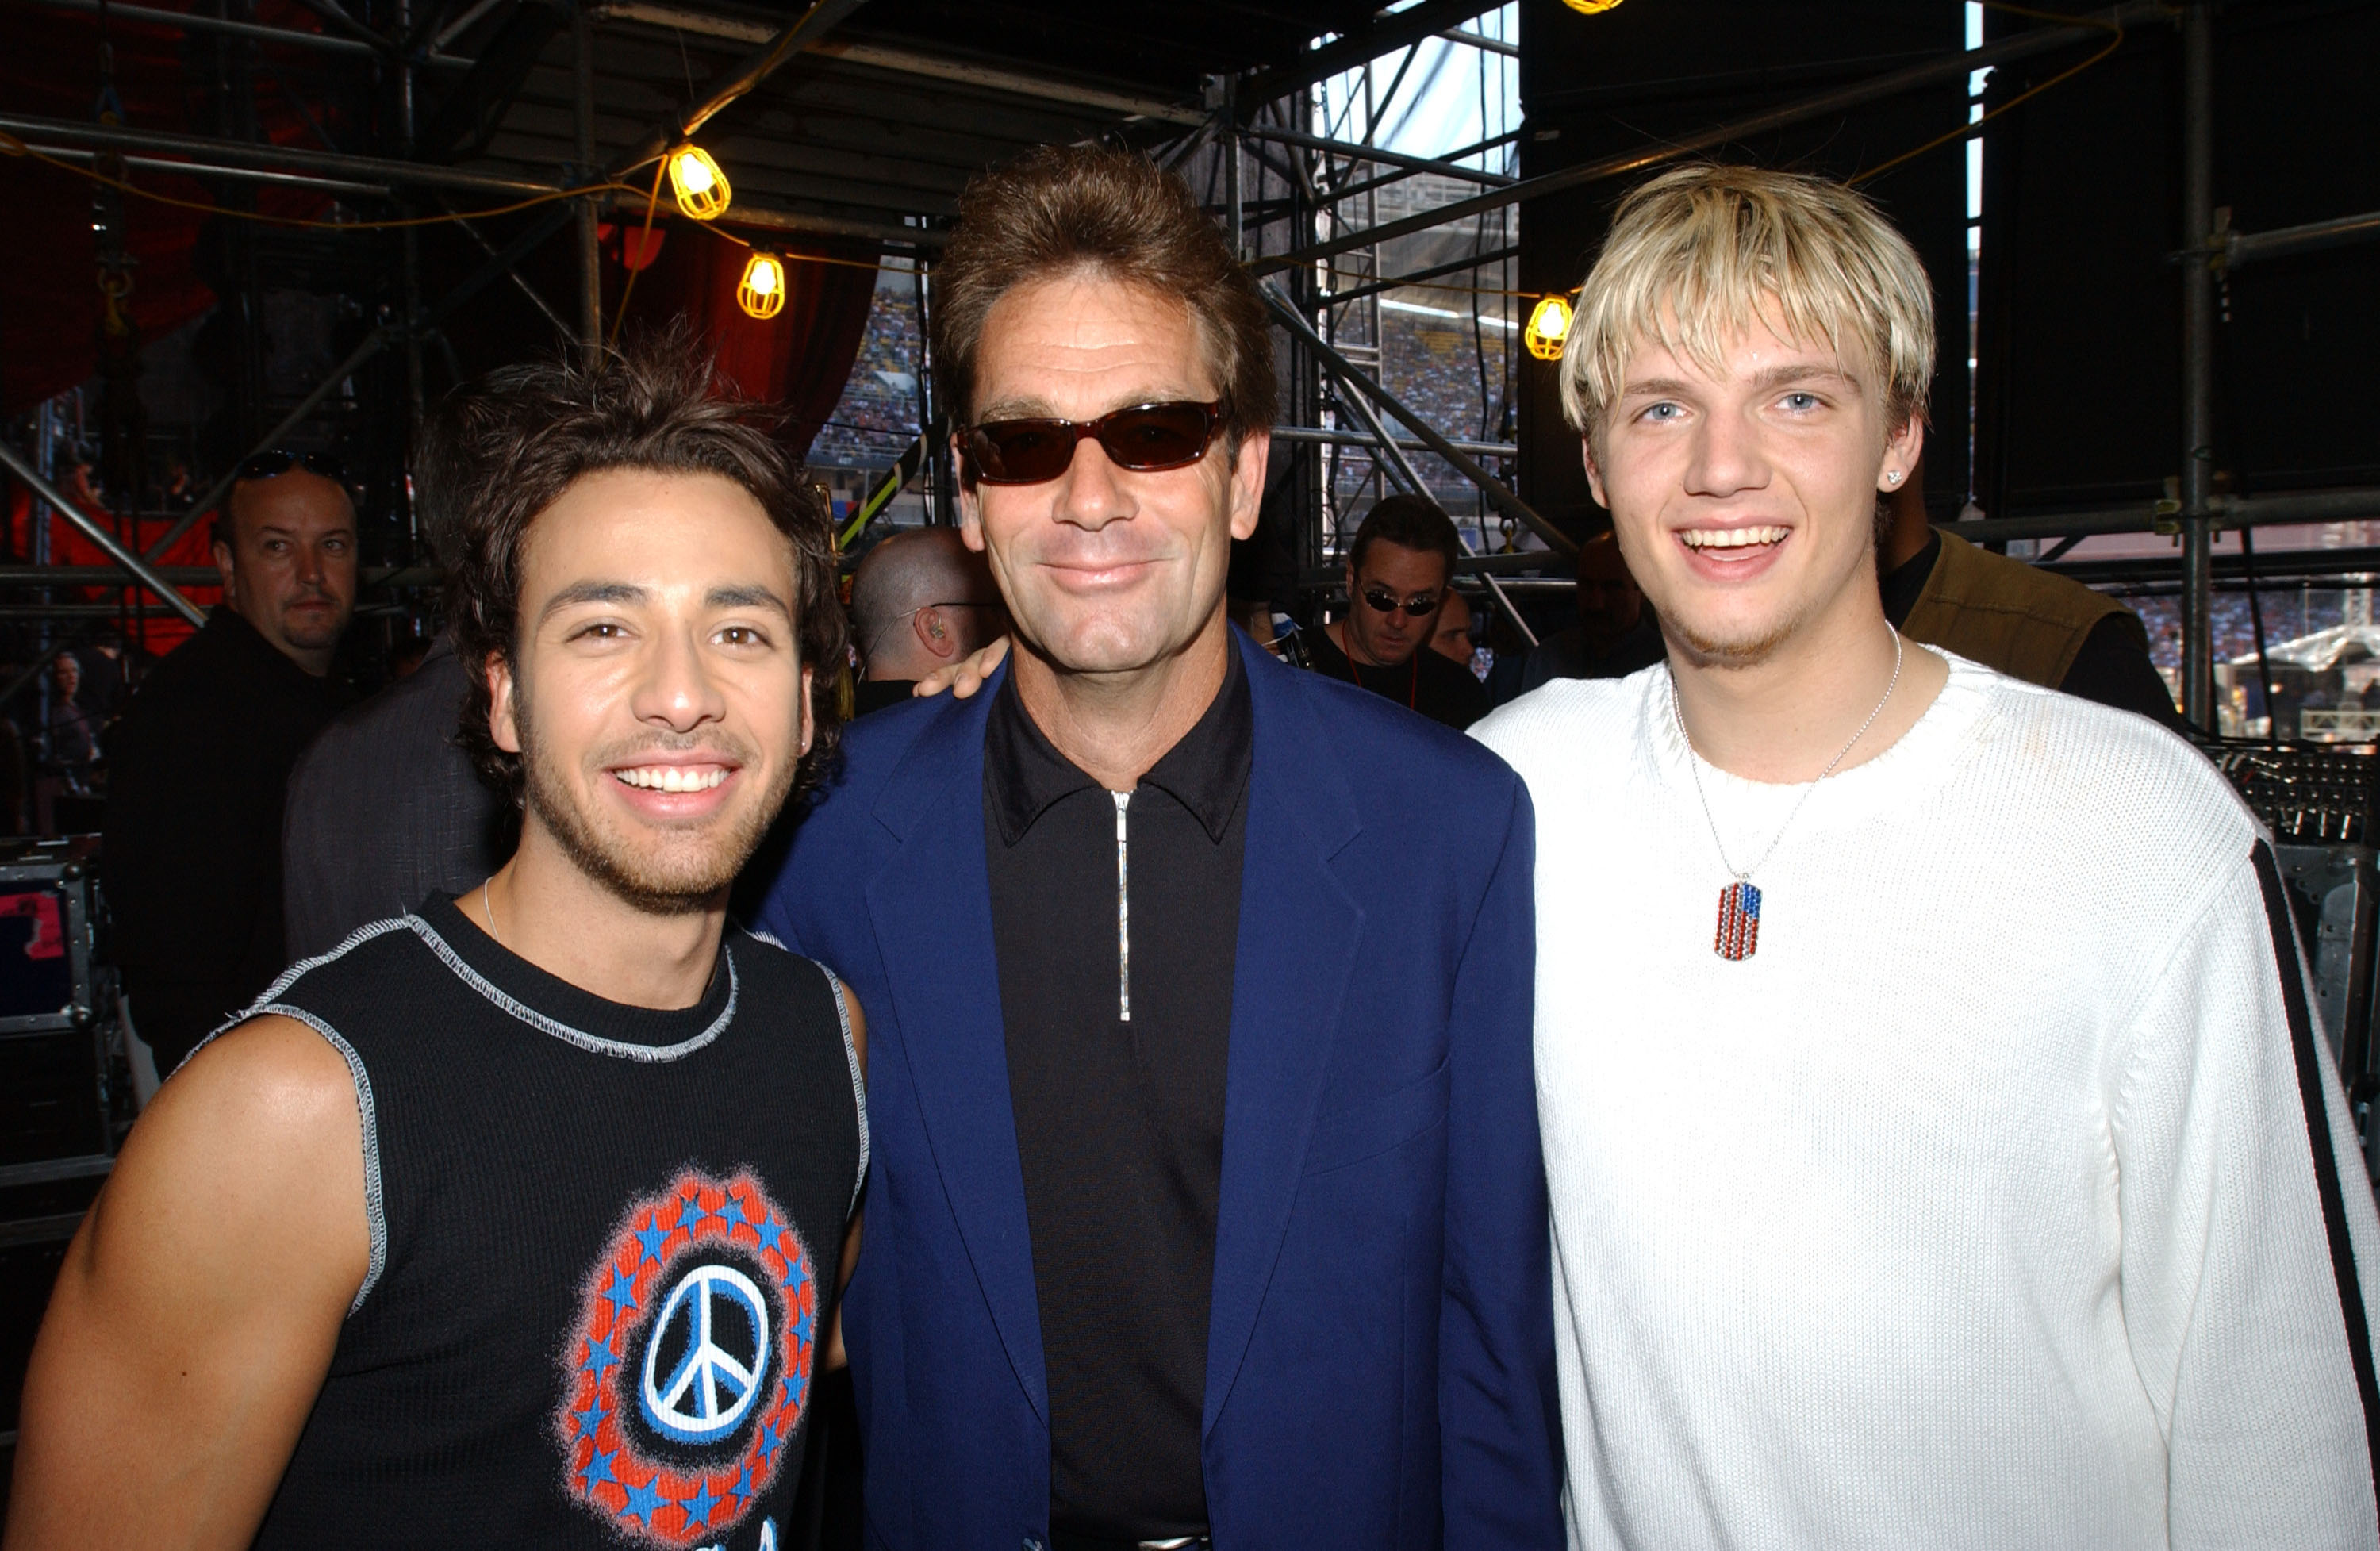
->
xmin=6 ymin=128 xmax=892 ymax=321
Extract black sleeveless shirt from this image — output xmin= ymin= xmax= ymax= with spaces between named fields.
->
xmin=248 ymin=894 xmax=866 ymax=1550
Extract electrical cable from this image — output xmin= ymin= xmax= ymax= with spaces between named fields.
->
xmin=606 ymin=155 xmax=670 ymax=347
xmin=1850 ymin=2 xmax=2133 ymax=186
xmin=1 ymin=129 xmax=897 ymax=280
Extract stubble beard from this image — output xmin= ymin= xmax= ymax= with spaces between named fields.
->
xmin=281 ymin=609 xmax=347 ymax=651
xmin=514 ymin=686 xmax=795 ymax=917
xmin=1668 ymin=612 xmax=1801 ymax=670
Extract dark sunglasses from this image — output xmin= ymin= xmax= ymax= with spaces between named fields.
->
xmin=962 ymin=399 xmax=1228 ymax=486
xmin=236 ymin=448 xmax=347 ymax=483
xmin=1362 ymin=585 xmax=1441 ymax=618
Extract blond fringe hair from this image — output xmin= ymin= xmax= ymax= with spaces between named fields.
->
xmin=1559 ymin=164 xmax=1936 ymax=443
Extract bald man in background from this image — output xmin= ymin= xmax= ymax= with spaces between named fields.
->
xmin=849 ymin=525 xmax=1007 ymax=714
xmin=102 ymin=459 xmax=355 ymax=1073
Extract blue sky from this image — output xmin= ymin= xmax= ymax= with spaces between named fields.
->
xmin=1315 ymin=3 xmax=1521 ymax=173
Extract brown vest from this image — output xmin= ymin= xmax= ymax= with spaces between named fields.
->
xmin=1898 ymin=528 xmax=2148 ymax=689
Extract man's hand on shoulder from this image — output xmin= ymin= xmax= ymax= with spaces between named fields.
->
xmin=910 ymin=634 xmax=1008 ymax=701
xmin=5 ymin=1015 xmax=370 ymax=1550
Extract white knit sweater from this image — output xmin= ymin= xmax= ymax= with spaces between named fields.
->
xmin=1474 ymin=654 xmax=2380 ymax=1551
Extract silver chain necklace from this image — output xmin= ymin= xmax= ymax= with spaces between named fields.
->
xmin=1669 ymin=628 xmax=1903 ymax=960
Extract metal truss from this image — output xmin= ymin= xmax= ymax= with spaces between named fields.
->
xmin=1250 ymin=0 xmax=2178 ymax=280
xmin=0 ymin=442 xmax=207 ymax=627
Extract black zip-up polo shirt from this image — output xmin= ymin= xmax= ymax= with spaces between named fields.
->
xmin=981 ymin=647 xmax=1253 ymax=1545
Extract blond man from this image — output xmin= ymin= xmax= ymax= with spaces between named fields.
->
xmin=1472 ymin=164 xmax=2380 ymax=1549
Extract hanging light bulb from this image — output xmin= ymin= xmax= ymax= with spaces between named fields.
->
xmin=1525 ymin=294 xmax=1574 ymax=362
xmin=1561 ymin=0 xmax=1625 ymax=13
xmin=668 ymin=144 xmax=731 ymax=220
xmin=738 ymin=251 xmax=788 ymax=320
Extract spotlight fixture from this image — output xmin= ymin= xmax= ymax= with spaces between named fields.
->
xmin=1525 ymin=294 xmax=1574 ymax=362
xmin=738 ymin=251 xmax=788 ymax=320
xmin=668 ymin=144 xmax=731 ymax=220
xmin=1561 ymin=0 xmax=1625 ymax=12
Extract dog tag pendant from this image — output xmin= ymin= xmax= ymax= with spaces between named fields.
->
xmin=1714 ymin=880 xmax=1761 ymax=961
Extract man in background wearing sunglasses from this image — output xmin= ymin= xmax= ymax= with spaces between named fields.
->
xmin=102 ymin=449 xmax=357 ymax=1076
xmin=753 ymin=144 xmax=1560 ymax=1551
xmin=1307 ymin=494 xmax=1491 ymax=730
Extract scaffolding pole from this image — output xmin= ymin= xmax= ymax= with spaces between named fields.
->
xmin=608 ymin=0 xmax=873 ymax=176
xmin=574 ymin=0 xmax=602 ymax=363
xmin=1304 ymin=344 xmax=1538 ymax=646
xmin=0 ymin=111 xmax=558 ymax=196
xmin=15 ymin=0 xmax=473 ymax=67
xmin=2178 ymin=0 xmax=2216 ymax=729
xmin=1942 ymin=487 xmax=2380 ymax=546
xmin=17 ymin=143 xmax=389 ymax=197
xmin=0 ymin=442 xmax=208 ymax=627
xmin=1240 ymin=123 xmax=1515 ymax=189
xmin=1263 ymin=284 xmax=1576 ymax=560
xmin=1272 ymin=426 xmax=1516 ymax=459
xmin=1248 ymin=0 xmax=2171 ymax=278
xmin=2225 ymin=208 xmax=2380 ymax=267
xmin=1320 ymin=243 xmax=1518 ymax=309
xmin=148 ymin=201 xmax=582 ymax=560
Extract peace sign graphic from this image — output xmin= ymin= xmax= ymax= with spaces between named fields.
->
xmin=643 ymin=1264 xmax=771 ymax=1445
xmin=556 ymin=1169 xmax=820 ymax=1548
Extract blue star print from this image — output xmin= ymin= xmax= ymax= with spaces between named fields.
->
xmin=678 ymin=1476 xmax=724 ymax=1528
xmin=580 ymin=1333 xmax=620 ymax=1380
xmin=618 ymin=1474 xmax=667 ymax=1530
xmin=577 ymin=1445 xmax=619 ymax=1497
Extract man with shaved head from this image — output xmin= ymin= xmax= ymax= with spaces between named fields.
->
xmin=848 ymin=525 xmax=1005 ymax=714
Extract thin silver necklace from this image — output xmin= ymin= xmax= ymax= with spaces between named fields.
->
xmin=1668 ymin=628 xmax=1903 ymax=961
xmin=481 ymin=878 xmax=503 ymax=950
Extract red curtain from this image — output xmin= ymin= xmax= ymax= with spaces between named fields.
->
xmin=4 ymin=482 xmax=222 ymax=654
xmin=617 ymin=217 xmax=880 ymax=462
xmin=0 ymin=2 xmax=333 ymax=417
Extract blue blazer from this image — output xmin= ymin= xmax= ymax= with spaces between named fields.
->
xmin=754 ymin=632 xmax=1561 ymax=1549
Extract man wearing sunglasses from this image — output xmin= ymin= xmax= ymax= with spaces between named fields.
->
xmin=102 ymin=448 xmax=357 ymax=1076
xmin=1307 ymin=495 xmax=1491 ymax=730
xmin=752 ymin=145 xmax=1560 ymax=1551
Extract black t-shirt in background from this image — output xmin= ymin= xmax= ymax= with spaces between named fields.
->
xmin=102 ymin=607 xmax=344 ymax=1069
xmin=1306 ymin=623 xmax=1491 ymax=730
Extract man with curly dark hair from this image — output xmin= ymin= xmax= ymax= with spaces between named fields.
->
xmin=8 ymin=336 xmax=867 ymax=1549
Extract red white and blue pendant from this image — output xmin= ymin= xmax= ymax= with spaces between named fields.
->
xmin=1714 ymin=880 xmax=1762 ymax=961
